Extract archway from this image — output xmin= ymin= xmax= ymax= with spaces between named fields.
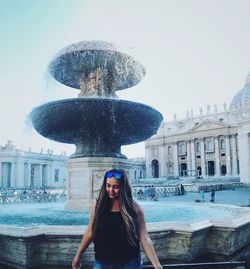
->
xmin=197 ymin=167 xmax=202 ymax=176
xmin=151 ymin=159 xmax=159 ymax=178
xmin=221 ymin=165 xmax=227 ymax=176
xmin=208 ymin=161 xmax=215 ymax=176
xmin=180 ymin=163 xmax=187 ymax=177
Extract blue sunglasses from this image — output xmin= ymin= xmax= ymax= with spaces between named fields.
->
xmin=105 ymin=170 xmax=123 ymax=180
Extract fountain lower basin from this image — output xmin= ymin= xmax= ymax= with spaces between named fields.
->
xmin=1 ymin=201 xmax=250 ymax=269
xmin=30 ymin=98 xmax=163 ymax=158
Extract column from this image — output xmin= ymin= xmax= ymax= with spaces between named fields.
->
xmin=15 ymin=158 xmax=23 ymax=187
xmin=23 ymin=163 xmax=27 ymax=187
xmin=39 ymin=164 xmax=43 ymax=187
xmin=145 ymin=147 xmax=151 ymax=178
xmin=190 ymin=140 xmax=196 ymax=177
xmin=10 ymin=162 xmax=15 ymax=187
xmin=17 ymin=160 xmax=25 ymax=187
xmin=27 ymin=163 xmax=31 ymax=187
xmin=0 ymin=163 xmax=2 ymax=187
xmin=225 ymin=135 xmax=232 ymax=175
xmin=173 ymin=142 xmax=179 ymax=177
xmin=48 ymin=164 xmax=53 ymax=187
xmin=214 ymin=136 xmax=220 ymax=176
xmin=231 ymin=135 xmax=238 ymax=176
xmin=186 ymin=140 xmax=191 ymax=177
xmin=159 ymin=144 xmax=165 ymax=177
xmin=238 ymin=129 xmax=250 ymax=183
xmin=200 ymin=139 xmax=206 ymax=177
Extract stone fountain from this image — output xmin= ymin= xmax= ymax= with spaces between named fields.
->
xmin=30 ymin=40 xmax=163 ymax=210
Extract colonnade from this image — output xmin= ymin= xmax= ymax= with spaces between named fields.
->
xmin=0 ymin=161 xmax=57 ymax=188
xmin=147 ymin=134 xmax=239 ymax=178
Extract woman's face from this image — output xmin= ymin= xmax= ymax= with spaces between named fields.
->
xmin=106 ymin=177 xmax=121 ymax=199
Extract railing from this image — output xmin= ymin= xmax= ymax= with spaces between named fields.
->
xmin=143 ymin=261 xmax=246 ymax=268
xmin=0 ymin=188 xmax=66 ymax=204
xmin=132 ymin=186 xmax=183 ymax=200
xmin=143 ymin=253 xmax=250 ymax=269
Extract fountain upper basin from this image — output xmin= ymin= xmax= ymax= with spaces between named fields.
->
xmin=49 ymin=41 xmax=146 ymax=90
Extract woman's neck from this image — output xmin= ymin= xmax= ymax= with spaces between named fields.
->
xmin=111 ymin=199 xmax=121 ymax=211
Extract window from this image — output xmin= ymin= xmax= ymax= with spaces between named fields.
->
xmin=206 ymin=139 xmax=214 ymax=152
xmin=196 ymin=142 xmax=200 ymax=152
xmin=220 ymin=139 xmax=225 ymax=150
xmin=152 ymin=147 xmax=158 ymax=157
xmin=168 ymin=146 xmax=172 ymax=155
xmin=54 ymin=169 xmax=59 ymax=182
xmin=168 ymin=164 xmax=173 ymax=173
xmin=178 ymin=143 xmax=186 ymax=155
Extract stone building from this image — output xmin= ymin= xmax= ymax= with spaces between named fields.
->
xmin=0 ymin=141 xmax=67 ymax=188
xmin=145 ymin=73 xmax=250 ymax=183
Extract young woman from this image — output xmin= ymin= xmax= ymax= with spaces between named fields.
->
xmin=72 ymin=169 xmax=163 ymax=269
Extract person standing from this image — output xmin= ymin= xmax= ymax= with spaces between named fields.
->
xmin=200 ymin=190 xmax=205 ymax=202
xmin=180 ymin=184 xmax=185 ymax=195
xmin=72 ymin=169 xmax=163 ymax=269
xmin=210 ymin=187 xmax=215 ymax=202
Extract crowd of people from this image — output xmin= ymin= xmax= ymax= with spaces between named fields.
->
xmin=136 ymin=184 xmax=185 ymax=201
xmin=137 ymin=185 xmax=157 ymax=200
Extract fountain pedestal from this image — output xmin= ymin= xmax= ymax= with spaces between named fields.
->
xmin=65 ymin=157 xmax=133 ymax=211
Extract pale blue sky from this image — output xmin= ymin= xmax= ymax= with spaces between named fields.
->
xmin=1 ymin=0 xmax=250 ymax=157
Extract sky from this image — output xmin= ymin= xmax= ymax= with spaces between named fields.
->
xmin=1 ymin=0 xmax=250 ymax=158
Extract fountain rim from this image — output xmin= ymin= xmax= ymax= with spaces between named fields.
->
xmin=51 ymin=40 xmax=142 ymax=63
xmin=30 ymin=97 xmax=163 ymax=119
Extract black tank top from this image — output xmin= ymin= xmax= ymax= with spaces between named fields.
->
xmin=93 ymin=211 xmax=140 ymax=262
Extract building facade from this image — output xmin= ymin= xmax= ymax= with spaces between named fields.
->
xmin=129 ymin=157 xmax=146 ymax=183
xmin=0 ymin=141 xmax=67 ymax=188
xmin=145 ymin=73 xmax=250 ymax=183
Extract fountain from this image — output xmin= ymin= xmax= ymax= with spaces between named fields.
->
xmin=30 ymin=41 xmax=163 ymax=210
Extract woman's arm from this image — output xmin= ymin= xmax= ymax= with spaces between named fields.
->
xmin=72 ymin=201 xmax=96 ymax=268
xmin=135 ymin=202 xmax=163 ymax=269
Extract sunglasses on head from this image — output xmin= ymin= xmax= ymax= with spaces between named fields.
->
xmin=105 ymin=170 xmax=123 ymax=180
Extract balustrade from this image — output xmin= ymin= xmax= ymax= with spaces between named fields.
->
xmin=0 ymin=188 xmax=66 ymax=204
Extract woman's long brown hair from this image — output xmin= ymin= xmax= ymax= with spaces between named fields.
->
xmin=92 ymin=169 xmax=139 ymax=247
